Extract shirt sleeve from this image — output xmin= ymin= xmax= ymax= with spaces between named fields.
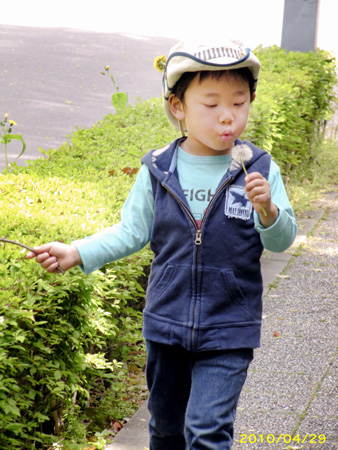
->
xmin=254 ymin=160 xmax=297 ymax=252
xmin=72 ymin=164 xmax=154 ymax=274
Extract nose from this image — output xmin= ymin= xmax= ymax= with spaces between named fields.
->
xmin=219 ymin=107 xmax=233 ymax=125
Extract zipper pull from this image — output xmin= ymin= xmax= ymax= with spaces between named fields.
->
xmin=195 ymin=230 xmax=202 ymax=245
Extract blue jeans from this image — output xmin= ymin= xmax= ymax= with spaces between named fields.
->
xmin=146 ymin=340 xmax=253 ymax=450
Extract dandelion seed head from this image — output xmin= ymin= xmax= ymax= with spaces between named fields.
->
xmin=232 ymin=144 xmax=253 ymax=163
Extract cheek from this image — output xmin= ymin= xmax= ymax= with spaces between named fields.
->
xmin=200 ymin=118 xmax=217 ymax=134
xmin=188 ymin=111 xmax=211 ymax=129
xmin=198 ymin=111 xmax=217 ymax=127
xmin=237 ymin=109 xmax=249 ymax=126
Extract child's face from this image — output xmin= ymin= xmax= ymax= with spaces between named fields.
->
xmin=170 ymin=73 xmax=252 ymax=156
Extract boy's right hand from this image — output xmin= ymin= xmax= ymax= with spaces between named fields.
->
xmin=26 ymin=243 xmax=82 ymax=273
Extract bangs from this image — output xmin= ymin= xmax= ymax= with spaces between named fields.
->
xmin=173 ymin=68 xmax=254 ymax=102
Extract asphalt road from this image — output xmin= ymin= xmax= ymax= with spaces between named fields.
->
xmin=0 ymin=24 xmax=177 ymax=171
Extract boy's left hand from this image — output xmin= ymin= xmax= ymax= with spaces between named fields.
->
xmin=245 ymin=172 xmax=279 ymax=228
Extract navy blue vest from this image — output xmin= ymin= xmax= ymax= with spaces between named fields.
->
xmin=141 ymin=138 xmax=271 ymax=352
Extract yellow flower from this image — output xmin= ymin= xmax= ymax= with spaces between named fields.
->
xmin=9 ymin=120 xmax=17 ymax=126
xmin=105 ymin=65 xmax=110 ymax=71
xmin=153 ymin=55 xmax=167 ymax=72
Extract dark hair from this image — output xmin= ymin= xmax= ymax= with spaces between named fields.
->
xmin=172 ymin=68 xmax=255 ymax=103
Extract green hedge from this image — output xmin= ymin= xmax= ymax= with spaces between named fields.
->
xmin=0 ymin=99 xmax=177 ymax=449
xmin=0 ymin=47 xmax=337 ymax=449
xmin=243 ymin=46 xmax=337 ymax=175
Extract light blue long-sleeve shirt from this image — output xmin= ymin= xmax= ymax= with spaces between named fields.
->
xmin=73 ymin=147 xmax=297 ymax=275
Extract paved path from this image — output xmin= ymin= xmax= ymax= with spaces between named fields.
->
xmin=107 ymin=190 xmax=338 ymax=449
xmin=0 ymin=24 xmax=176 ymax=171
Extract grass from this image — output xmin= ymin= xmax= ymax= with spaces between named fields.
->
xmin=286 ymin=132 xmax=338 ymax=215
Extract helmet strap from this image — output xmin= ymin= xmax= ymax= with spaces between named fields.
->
xmin=179 ymin=120 xmax=186 ymax=137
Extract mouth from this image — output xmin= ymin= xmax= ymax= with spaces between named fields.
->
xmin=220 ymin=130 xmax=233 ymax=142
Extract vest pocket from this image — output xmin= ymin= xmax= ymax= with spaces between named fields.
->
xmin=150 ymin=264 xmax=176 ymax=298
xmin=145 ymin=264 xmax=192 ymax=324
xmin=199 ymin=267 xmax=251 ymax=325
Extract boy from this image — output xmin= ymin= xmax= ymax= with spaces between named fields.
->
xmin=28 ymin=40 xmax=297 ymax=449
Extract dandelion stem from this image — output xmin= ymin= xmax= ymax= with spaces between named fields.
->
xmin=4 ymin=142 xmax=9 ymax=171
xmin=241 ymin=159 xmax=267 ymax=217
xmin=241 ymin=159 xmax=248 ymax=177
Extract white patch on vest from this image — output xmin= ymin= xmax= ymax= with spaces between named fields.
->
xmin=229 ymin=158 xmax=241 ymax=172
xmin=152 ymin=145 xmax=170 ymax=168
xmin=225 ymin=185 xmax=252 ymax=220
xmin=153 ymin=145 xmax=170 ymax=157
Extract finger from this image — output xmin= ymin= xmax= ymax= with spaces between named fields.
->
xmin=245 ymin=172 xmax=264 ymax=182
xmin=26 ymin=250 xmax=37 ymax=259
xmin=30 ymin=243 xmax=55 ymax=255
xmin=35 ymin=251 xmax=54 ymax=264
xmin=251 ymin=189 xmax=269 ymax=203
xmin=246 ymin=187 xmax=264 ymax=203
xmin=44 ymin=261 xmax=60 ymax=273
xmin=48 ymin=263 xmax=60 ymax=273
xmin=245 ymin=179 xmax=266 ymax=193
xmin=40 ymin=255 xmax=58 ymax=270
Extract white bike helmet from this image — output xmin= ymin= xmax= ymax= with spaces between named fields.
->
xmin=162 ymin=39 xmax=261 ymax=129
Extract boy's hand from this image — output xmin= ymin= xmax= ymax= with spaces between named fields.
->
xmin=245 ymin=172 xmax=279 ymax=228
xmin=26 ymin=242 xmax=82 ymax=273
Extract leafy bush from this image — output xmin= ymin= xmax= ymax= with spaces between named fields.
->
xmin=0 ymin=99 xmax=178 ymax=449
xmin=0 ymin=48 xmax=337 ymax=448
xmin=243 ymin=46 xmax=337 ymax=176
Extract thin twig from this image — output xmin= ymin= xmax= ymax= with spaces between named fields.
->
xmin=0 ymin=238 xmax=65 ymax=275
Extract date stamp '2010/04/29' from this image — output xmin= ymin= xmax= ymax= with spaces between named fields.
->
xmin=239 ymin=433 xmax=326 ymax=445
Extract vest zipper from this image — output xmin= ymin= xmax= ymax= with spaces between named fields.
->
xmin=162 ymin=176 xmax=232 ymax=349
xmin=162 ymin=176 xmax=231 ymax=244
xmin=199 ymin=176 xmax=232 ymax=232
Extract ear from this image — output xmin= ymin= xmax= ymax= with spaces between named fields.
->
xmin=250 ymin=92 xmax=256 ymax=103
xmin=169 ymin=94 xmax=185 ymax=121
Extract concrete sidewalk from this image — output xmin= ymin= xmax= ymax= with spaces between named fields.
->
xmin=107 ymin=190 xmax=338 ymax=449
